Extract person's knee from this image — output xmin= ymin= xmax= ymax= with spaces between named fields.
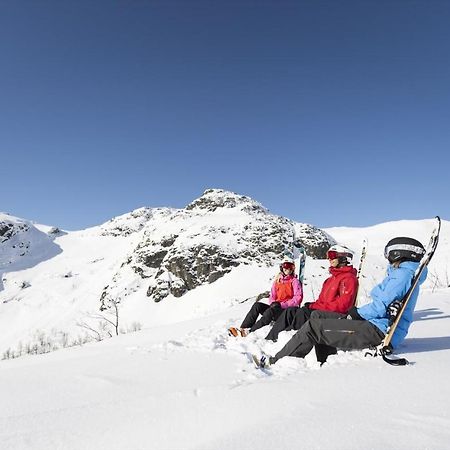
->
xmin=287 ymin=307 xmax=296 ymax=316
xmin=307 ymin=318 xmax=324 ymax=340
xmin=310 ymin=310 xmax=341 ymax=320
xmin=254 ymin=302 xmax=266 ymax=314
xmin=262 ymin=309 xmax=274 ymax=321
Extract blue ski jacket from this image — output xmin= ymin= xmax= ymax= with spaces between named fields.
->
xmin=357 ymin=261 xmax=427 ymax=349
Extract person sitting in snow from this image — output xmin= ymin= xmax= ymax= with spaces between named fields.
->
xmin=265 ymin=245 xmax=358 ymax=342
xmin=228 ymin=257 xmax=303 ymax=337
xmin=254 ymin=237 xmax=427 ymax=368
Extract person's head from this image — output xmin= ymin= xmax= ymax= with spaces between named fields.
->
xmin=384 ymin=237 xmax=425 ymax=265
xmin=327 ymin=245 xmax=354 ymax=268
xmin=279 ymin=257 xmax=295 ymax=275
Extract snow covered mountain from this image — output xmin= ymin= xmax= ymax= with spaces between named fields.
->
xmin=100 ymin=189 xmax=333 ymax=303
xmin=0 ymin=189 xmax=334 ymax=354
xmin=0 ymin=204 xmax=449 ymax=450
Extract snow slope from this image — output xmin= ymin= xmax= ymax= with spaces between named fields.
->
xmin=0 ymin=222 xmax=140 ymax=351
xmin=1 ymin=289 xmax=449 ymax=450
xmin=0 ymin=216 xmax=449 ymax=449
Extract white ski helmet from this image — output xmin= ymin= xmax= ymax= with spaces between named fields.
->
xmin=281 ymin=256 xmax=295 ymax=264
xmin=327 ymin=245 xmax=354 ymax=264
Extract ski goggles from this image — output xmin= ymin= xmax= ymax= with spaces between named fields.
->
xmin=281 ymin=262 xmax=295 ymax=270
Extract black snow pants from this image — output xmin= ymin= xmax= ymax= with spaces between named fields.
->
xmin=265 ymin=305 xmax=312 ymax=341
xmin=240 ymin=302 xmax=284 ymax=332
xmin=270 ymin=310 xmax=385 ymax=364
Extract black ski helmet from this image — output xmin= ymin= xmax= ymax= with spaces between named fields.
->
xmin=384 ymin=237 xmax=425 ymax=263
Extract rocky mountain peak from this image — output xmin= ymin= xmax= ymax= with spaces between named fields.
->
xmin=185 ymin=189 xmax=268 ymax=215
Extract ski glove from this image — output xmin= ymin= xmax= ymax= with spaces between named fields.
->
xmin=345 ymin=306 xmax=363 ymax=320
xmin=387 ymin=300 xmax=402 ymax=325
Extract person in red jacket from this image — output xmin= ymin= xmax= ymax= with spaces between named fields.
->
xmin=265 ymin=245 xmax=358 ymax=342
xmin=229 ymin=257 xmax=303 ymax=337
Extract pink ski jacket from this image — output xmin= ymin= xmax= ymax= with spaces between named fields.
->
xmin=270 ymin=274 xmax=303 ymax=309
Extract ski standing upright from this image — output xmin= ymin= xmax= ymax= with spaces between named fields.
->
xmin=297 ymin=246 xmax=306 ymax=284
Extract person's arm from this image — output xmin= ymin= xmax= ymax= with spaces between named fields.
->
xmin=358 ymin=270 xmax=411 ymax=320
xmin=280 ymin=278 xmax=303 ymax=309
xmin=269 ymin=280 xmax=277 ymax=304
xmin=331 ymin=276 xmax=359 ymax=314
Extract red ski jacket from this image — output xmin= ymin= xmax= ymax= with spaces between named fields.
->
xmin=309 ymin=266 xmax=358 ymax=314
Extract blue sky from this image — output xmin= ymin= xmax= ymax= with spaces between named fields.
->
xmin=1 ymin=1 xmax=449 ymax=230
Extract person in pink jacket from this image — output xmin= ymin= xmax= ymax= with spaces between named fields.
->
xmin=229 ymin=257 xmax=303 ymax=337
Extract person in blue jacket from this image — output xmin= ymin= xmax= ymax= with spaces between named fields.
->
xmin=254 ymin=237 xmax=427 ymax=367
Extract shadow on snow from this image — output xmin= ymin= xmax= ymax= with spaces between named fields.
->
xmin=401 ymin=336 xmax=450 ymax=354
xmin=413 ymin=308 xmax=450 ymax=322
xmin=0 ymin=229 xmax=63 ymax=292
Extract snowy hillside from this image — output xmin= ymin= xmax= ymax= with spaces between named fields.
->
xmin=0 ymin=213 xmax=449 ymax=450
xmin=0 ymin=189 xmax=333 ymax=355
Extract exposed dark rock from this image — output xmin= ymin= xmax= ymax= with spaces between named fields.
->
xmin=142 ymin=250 xmax=168 ymax=269
xmin=294 ymin=224 xmax=336 ymax=259
xmin=161 ymin=235 xmax=178 ymax=247
xmin=163 ymin=245 xmax=239 ymax=293
xmin=0 ymin=224 xmax=12 ymax=237
xmin=132 ymin=266 xmax=150 ymax=278
xmin=0 ymin=222 xmax=29 ymax=243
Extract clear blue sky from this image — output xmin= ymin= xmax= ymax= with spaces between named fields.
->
xmin=1 ymin=0 xmax=449 ymax=230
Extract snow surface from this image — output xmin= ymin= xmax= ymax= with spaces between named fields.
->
xmin=1 ymin=214 xmax=449 ymax=449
